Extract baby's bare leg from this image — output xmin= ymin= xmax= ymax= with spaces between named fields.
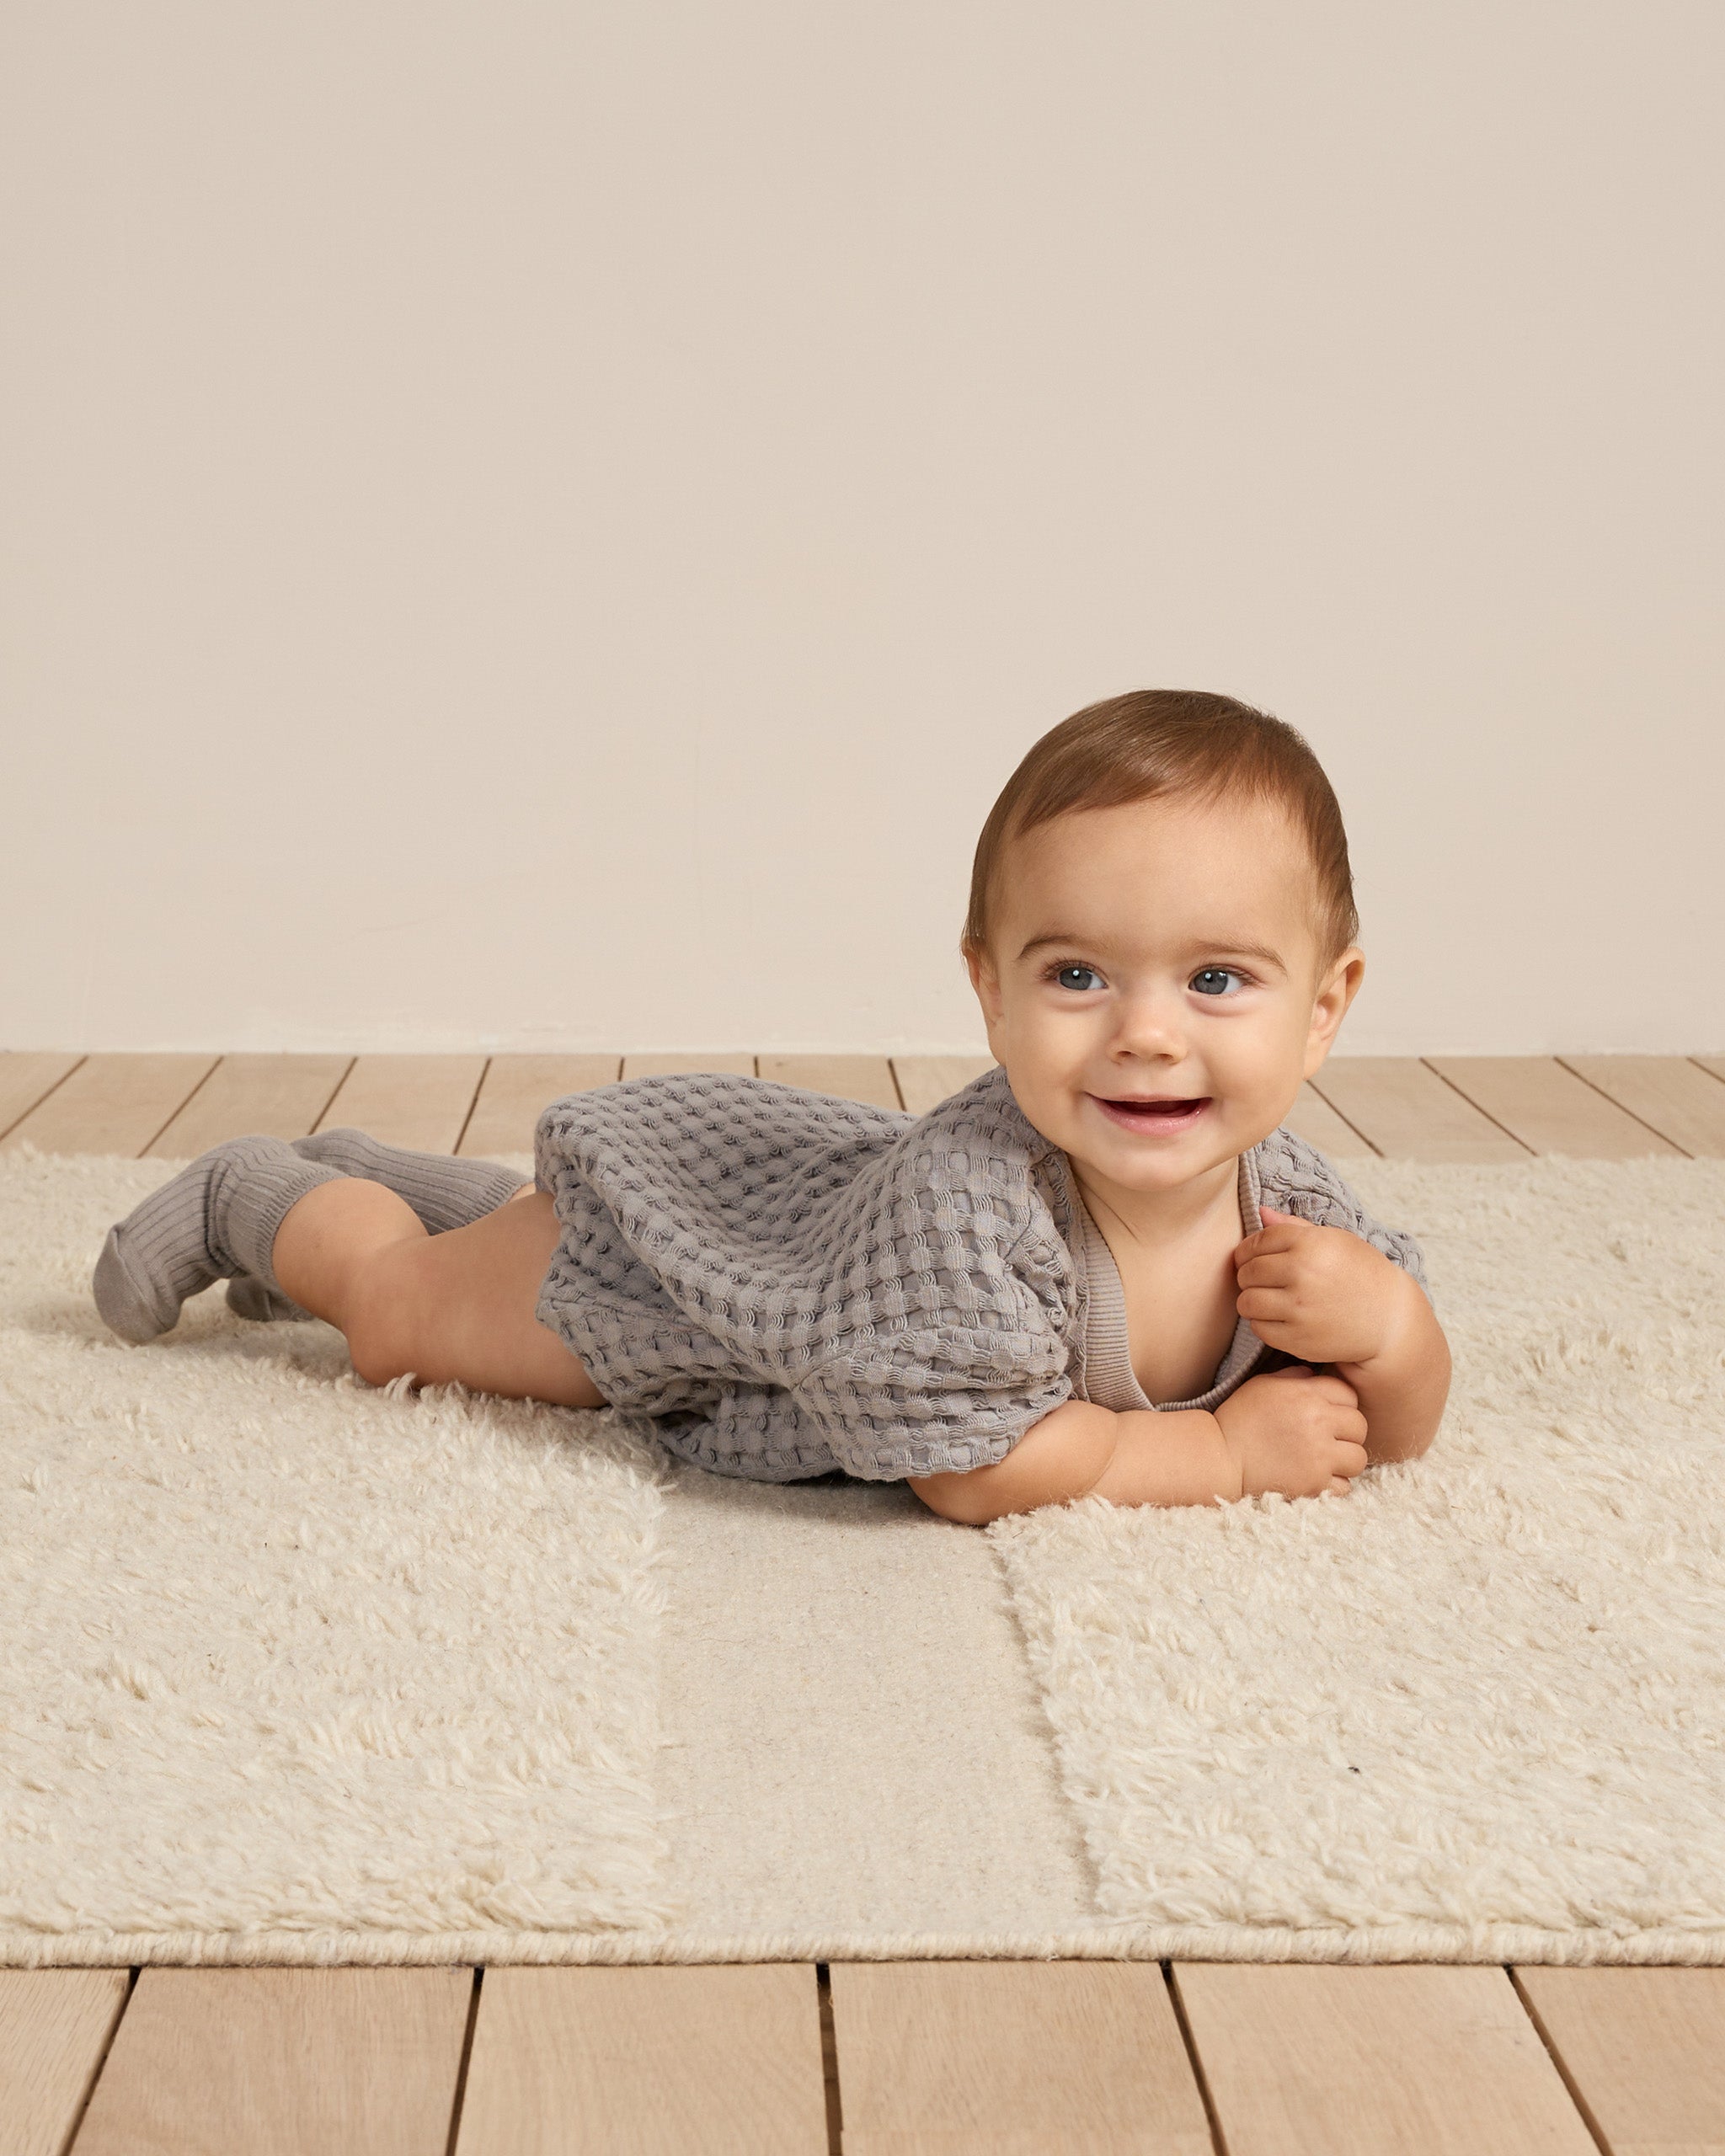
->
xmin=272 ymin=1182 xmax=605 ymax=1408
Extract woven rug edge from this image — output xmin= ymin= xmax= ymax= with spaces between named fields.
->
xmin=6 ymin=1922 xmax=1724 ymax=1969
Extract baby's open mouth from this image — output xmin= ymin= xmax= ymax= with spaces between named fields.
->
xmin=1090 ymin=1093 xmax=1212 ymax=1133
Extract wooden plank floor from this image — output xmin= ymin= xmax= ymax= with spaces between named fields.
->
xmin=3 ymin=1049 xmax=1723 ymax=2152
xmin=8 ymin=1050 xmax=1720 ymax=1161
xmin=6 ymin=1953 xmax=1723 ymax=2153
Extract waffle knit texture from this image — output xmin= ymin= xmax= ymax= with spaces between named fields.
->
xmin=532 ymin=1065 xmax=1429 ymax=1483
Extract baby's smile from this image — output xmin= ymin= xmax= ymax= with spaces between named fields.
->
xmin=1088 ymin=1091 xmax=1213 ymax=1136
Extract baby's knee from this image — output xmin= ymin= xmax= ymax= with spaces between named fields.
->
xmin=344 ymin=1246 xmax=429 ymax=1388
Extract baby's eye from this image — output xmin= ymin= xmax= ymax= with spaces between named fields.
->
xmin=1190 ymin=968 xmax=1246 ymax=997
xmin=1051 ymin=963 xmax=1103 ymax=993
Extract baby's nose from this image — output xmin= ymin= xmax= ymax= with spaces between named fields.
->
xmin=1108 ymin=992 xmax=1187 ymax=1058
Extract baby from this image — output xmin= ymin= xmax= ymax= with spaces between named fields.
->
xmin=93 ymin=689 xmax=1450 ymax=1523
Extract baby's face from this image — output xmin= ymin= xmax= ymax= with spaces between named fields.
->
xmin=968 ymin=792 xmax=1362 ymax=1196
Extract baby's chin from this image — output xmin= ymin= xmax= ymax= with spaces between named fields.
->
xmin=1065 ymin=1134 xmax=1242 ymax=1193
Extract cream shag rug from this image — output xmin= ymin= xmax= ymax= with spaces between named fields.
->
xmin=3 ymin=1149 xmax=1722 ymax=1968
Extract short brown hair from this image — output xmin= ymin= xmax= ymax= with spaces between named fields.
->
xmin=961 ymin=688 xmax=1359 ymax=965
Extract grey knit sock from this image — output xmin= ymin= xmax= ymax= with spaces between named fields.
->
xmin=93 ymin=1135 xmax=345 ymax=1344
xmin=290 ymin=1129 xmax=526 ymax=1233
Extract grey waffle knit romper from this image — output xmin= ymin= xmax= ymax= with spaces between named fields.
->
xmin=532 ymin=1064 xmax=1429 ymax=1484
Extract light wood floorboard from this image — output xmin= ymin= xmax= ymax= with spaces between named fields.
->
xmin=1428 ymin=1056 xmax=1682 ymax=1159
xmin=455 ymin=1966 xmax=828 ymax=2156
xmin=1309 ymin=1058 xmax=1530 ymax=1161
xmin=146 ymin=1054 xmax=355 ymax=1156
xmin=620 ymin=1052 xmax=756 ymax=1078
xmin=0 ymin=1054 xmax=217 ymax=1158
xmin=830 ymin=1961 xmax=1214 ymax=2155
xmin=1283 ymin=1080 xmax=1377 ymax=1156
xmin=71 ymin=1967 xmax=472 ymax=2156
xmin=23 ymin=1964 xmax=1722 ymax=2153
xmin=314 ymin=1054 xmax=489 ymax=1154
xmin=1174 ymin=1964 xmax=1597 ymax=2156
xmin=0 ymin=1052 xmax=83 ymax=1142
xmin=757 ymin=1054 xmax=903 ymax=1108
xmin=1695 ymin=1055 xmax=1725 ymax=1086
xmin=0 ymin=1969 xmax=130 ymax=2156
xmin=1514 ymin=1967 xmax=1725 ymax=2156
xmin=458 ymin=1055 xmax=622 ymax=1157
xmin=1562 ymin=1055 xmax=1725 ymax=1159
xmin=892 ymin=1054 xmax=996 ymax=1115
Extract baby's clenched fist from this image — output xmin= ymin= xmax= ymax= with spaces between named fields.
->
xmin=1212 ymin=1365 xmax=1370 ymax=1498
xmin=1232 ymin=1206 xmax=1419 ymax=1369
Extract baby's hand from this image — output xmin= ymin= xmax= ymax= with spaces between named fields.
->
xmin=1232 ymin=1207 xmax=1414 ymax=1369
xmin=1213 ymin=1366 xmax=1370 ymax=1498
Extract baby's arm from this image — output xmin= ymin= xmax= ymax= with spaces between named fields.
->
xmin=911 ymin=1400 xmax=1231 ymax=1524
xmin=910 ymin=1204 xmax=1446 ymax=1526
xmin=909 ymin=1369 xmax=1369 ymax=1526
xmin=1232 ymin=1206 xmax=1450 ymax=1465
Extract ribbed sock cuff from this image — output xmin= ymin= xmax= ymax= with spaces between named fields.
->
xmin=293 ymin=1129 xmax=527 ymax=1233
xmin=210 ymin=1140 xmax=346 ymax=1293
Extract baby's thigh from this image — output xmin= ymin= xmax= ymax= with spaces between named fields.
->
xmin=370 ymin=1190 xmax=606 ymax=1409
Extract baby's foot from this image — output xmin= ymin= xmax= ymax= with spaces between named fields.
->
xmin=92 ymin=1135 xmax=341 ymax=1344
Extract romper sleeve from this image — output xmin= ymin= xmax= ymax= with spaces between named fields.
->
xmin=790 ymin=1206 xmax=1079 ymax=1482
xmin=795 ymin=1322 xmax=1074 ymax=1481
xmin=1256 ymin=1127 xmax=1433 ymax=1303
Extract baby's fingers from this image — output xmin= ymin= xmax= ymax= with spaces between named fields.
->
xmin=1233 ymin=1213 xmax=1307 ymax=1266
xmin=1332 ymin=1438 xmax=1370 ymax=1478
xmin=1310 ymin=1372 xmax=1360 ymax=1409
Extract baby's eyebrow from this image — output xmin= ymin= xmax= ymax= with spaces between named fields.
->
xmin=1016 ymin=931 xmax=1289 ymax=972
xmin=1200 ymin=939 xmax=1288 ymax=972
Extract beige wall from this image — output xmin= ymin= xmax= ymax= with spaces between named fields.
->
xmin=3 ymin=3 xmax=1721 ymax=1057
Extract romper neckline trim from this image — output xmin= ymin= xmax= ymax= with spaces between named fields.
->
xmin=1067 ymin=1151 xmax=1269 ymax=1415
